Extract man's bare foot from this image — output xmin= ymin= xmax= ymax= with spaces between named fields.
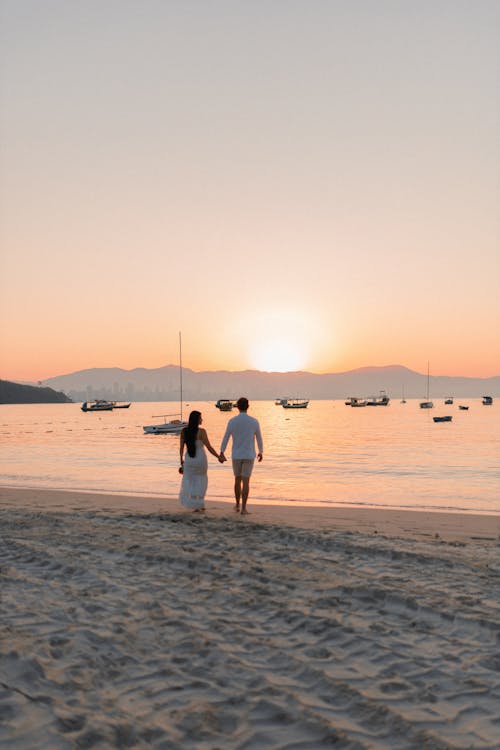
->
xmin=234 ymin=504 xmax=240 ymax=512
xmin=240 ymin=509 xmax=249 ymax=515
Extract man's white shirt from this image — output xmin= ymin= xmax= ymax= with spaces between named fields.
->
xmin=220 ymin=412 xmax=263 ymax=459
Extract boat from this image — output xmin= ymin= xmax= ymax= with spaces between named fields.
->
xmin=482 ymin=396 xmax=493 ymax=405
xmin=275 ymin=398 xmax=288 ymax=405
xmin=433 ymin=415 xmax=452 ymax=423
xmin=82 ymin=399 xmax=131 ymax=411
xmin=444 ymin=398 xmax=454 ymax=405
xmin=345 ymin=397 xmax=367 ymax=407
xmin=81 ymin=400 xmax=114 ymax=412
xmin=143 ymin=417 xmax=186 ymax=435
xmin=419 ymin=362 xmax=434 ymax=409
xmin=143 ymin=333 xmax=188 ymax=435
xmin=282 ymin=399 xmax=309 ymax=409
xmin=215 ymin=399 xmax=234 ymax=411
xmin=366 ymin=390 xmax=390 ymax=406
xmin=401 ymin=385 xmax=406 ymax=404
xmin=459 ymin=405 xmax=469 ymax=410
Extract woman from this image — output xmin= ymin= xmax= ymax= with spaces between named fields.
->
xmin=179 ymin=410 xmax=221 ymax=511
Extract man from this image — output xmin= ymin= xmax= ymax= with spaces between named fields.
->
xmin=220 ymin=397 xmax=263 ymax=515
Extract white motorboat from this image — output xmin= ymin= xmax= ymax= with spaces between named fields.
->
xmin=282 ymin=399 xmax=309 ymax=409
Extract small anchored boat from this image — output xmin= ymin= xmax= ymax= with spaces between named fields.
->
xmin=81 ymin=400 xmax=114 ymax=412
xmin=366 ymin=390 xmax=390 ymax=406
xmin=345 ymin=397 xmax=367 ymax=407
xmin=420 ymin=362 xmax=434 ymax=409
xmin=143 ymin=417 xmax=186 ymax=435
xmin=282 ymin=399 xmax=309 ymax=409
xmin=143 ymin=333 xmax=188 ymax=435
xmin=215 ymin=399 xmax=234 ymax=411
xmin=433 ymin=415 xmax=453 ymax=423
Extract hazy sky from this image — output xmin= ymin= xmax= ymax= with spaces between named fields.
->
xmin=1 ymin=0 xmax=499 ymax=381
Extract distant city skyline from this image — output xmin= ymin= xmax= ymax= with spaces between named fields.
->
xmin=36 ymin=362 xmax=500 ymax=402
xmin=1 ymin=1 xmax=499 ymax=381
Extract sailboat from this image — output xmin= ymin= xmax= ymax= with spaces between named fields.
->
xmin=401 ymin=385 xmax=406 ymax=404
xmin=143 ymin=332 xmax=188 ymax=435
xmin=419 ymin=362 xmax=434 ymax=409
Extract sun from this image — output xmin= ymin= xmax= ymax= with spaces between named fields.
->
xmin=249 ymin=338 xmax=306 ymax=372
xmin=237 ymin=306 xmax=319 ymax=373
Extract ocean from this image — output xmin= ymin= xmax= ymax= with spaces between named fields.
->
xmin=1 ymin=399 xmax=498 ymax=515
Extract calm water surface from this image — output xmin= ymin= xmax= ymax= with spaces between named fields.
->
xmin=1 ymin=400 xmax=498 ymax=514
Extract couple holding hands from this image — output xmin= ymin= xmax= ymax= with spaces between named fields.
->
xmin=179 ymin=397 xmax=263 ymax=515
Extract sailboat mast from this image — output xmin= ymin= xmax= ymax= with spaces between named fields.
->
xmin=179 ymin=331 xmax=183 ymax=422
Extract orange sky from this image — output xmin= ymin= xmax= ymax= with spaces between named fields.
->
xmin=1 ymin=2 xmax=499 ymax=382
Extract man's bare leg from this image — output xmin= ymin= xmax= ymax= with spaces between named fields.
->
xmin=241 ymin=477 xmax=250 ymax=515
xmin=234 ymin=476 xmax=242 ymax=511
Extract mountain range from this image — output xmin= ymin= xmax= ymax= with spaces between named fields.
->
xmin=38 ymin=365 xmax=500 ymax=402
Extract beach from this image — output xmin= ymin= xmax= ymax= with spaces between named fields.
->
xmin=1 ymin=488 xmax=499 ymax=749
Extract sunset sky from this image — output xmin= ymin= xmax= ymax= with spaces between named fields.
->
xmin=1 ymin=1 xmax=499 ymax=382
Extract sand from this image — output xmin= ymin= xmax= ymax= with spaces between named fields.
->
xmin=1 ymin=487 xmax=499 ymax=749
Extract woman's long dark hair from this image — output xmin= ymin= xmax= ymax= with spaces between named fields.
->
xmin=184 ymin=411 xmax=201 ymax=458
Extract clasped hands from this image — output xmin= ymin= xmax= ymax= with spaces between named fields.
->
xmin=218 ymin=452 xmax=227 ymax=463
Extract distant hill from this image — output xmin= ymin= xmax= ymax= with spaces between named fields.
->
xmin=0 ymin=380 xmax=72 ymax=404
xmin=38 ymin=365 xmax=500 ymax=402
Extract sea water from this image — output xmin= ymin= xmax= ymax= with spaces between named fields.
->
xmin=0 ymin=399 xmax=498 ymax=515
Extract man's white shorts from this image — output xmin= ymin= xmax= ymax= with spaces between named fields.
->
xmin=232 ymin=459 xmax=255 ymax=478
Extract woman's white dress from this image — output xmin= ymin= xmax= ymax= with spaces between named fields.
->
xmin=179 ymin=439 xmax=208 ymax=510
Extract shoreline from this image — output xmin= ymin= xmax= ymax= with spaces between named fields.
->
xmin=1 ymin=485 xmax=498 ymax=544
